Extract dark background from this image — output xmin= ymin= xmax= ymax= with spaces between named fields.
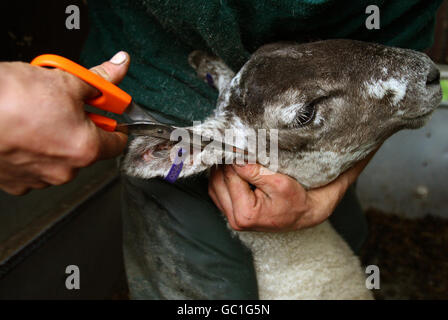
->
xmin=1 ymin=1 xmax=89 ymax=62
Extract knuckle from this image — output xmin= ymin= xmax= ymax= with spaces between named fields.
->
xmin=79 ymin=148 xmax=98 ymax=166
xmin=57 ymin=170 xmax=76 ymax=185
xmin=90 ymin=65 xmax=111 ymax=82
xmin=14 ymin=189 xmax=29 ymax=196
xmin=47 ymin=168 xmax=76 ymax=186
xmin=275 ymin=177 xmax=294 ymax=194
xmin=8 ymin=157 xmax=26 ymax=166
xmin=52 ymin=69 xmax=76 ymax=92
xmin=228 ymin=220 xmax=243 ymax=231
xmin=244 ymin=165 xmax=260 ymax=180
xmin=230 ymin=225 xmax=243 ymax=232
xmin=234 ymin=213 xmax=254 ymax=229
xmin=71 ymin=132 xmax=99 ymax=166
xmin=4 ymin=186 xmax=29 ymax=196
xmin=57 ymin=69 xmax=89 ymax=96
xmin=60 ymin=172 xmax=75 ymax=185
xmin=31 ymin=182 xmax=49 ymax=190
xmin=6 ymin=152 xmax=31 ymax=166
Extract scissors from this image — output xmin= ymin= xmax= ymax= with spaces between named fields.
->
xmin=30 ymin=54 xmax=251 ymax=158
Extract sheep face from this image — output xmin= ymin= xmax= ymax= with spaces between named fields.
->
xmin=123 ymin=40 xmax=442 ymax=188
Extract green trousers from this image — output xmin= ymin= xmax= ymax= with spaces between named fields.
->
xmin=121 ymin=173 xmax=367 ymax=300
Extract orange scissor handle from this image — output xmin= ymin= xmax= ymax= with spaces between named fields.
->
xmin=30 ymin=54 xmax=131 ymax=115
xmin=87 ymin=113 xmax=117 ymax=132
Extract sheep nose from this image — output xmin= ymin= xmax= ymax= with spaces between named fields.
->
xmin=426 ymin=64 xmax=440 ymax=86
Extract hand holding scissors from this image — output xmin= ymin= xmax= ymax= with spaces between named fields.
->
xmin=0 ymin=52 xmax=131 ymax=194
xmin=30 ymin=54 xmax=251 ymax=155
xmin=29 ymin=54 xmax=251 ymax=183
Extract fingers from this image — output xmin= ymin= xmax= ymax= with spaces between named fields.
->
xmin=70 ymin=123 xmax=127 ymax=163
xmin=223 ymin=165 xmax=270 ymax=230
xmin=79 ymin=51 xmax=131 ymax=100
xmin=0 ymin=53 xmax=131 ymax=196
xmin=75 ymin=51 xmax=130 ymax=160
xmin=307 ymin=148 xmax=379 ymax=212
xmin=207 ymin=167 xmax=224 ymax=212
xmin=208 ymin=166 xmax=241 ymax=230
xmin=341 ymin=147 xmax=378 ymax=187
xmin=230 ymin=164 xmax=278 ymax=195
xmin=39 ymin=165 xmax=78 ymax=185
xmin=0 ymin=175 xmax=49 ymax=195
xmin=94 ymin=129 xmax=128 ymax=160
xmin=0 ymin=184 xmax=30 ymax=196
xmin=90 ymin=51 xmax=130 ymax=84
xmin=223 ymin=165 xmax=261 ymax=215
xmin=300 ymin=173 xmax=349 ymax=228
xmin=82 ymin=51 xmax=131 ymax=159
xmin=207 ymin=152 xmax=379 ymax=232
xmin=302 ymin=149 xmax=379 ymax=229
xmin=0 ymin=160 xmax=79 ymax=195
xmin=211 ymin=164 xmax=305 ymax=231
xmin=232 ymin=163 xmax=304 ymax=201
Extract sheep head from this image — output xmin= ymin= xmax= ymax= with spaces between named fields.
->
xmin=123 ymin=40 xmax=442 ymax=188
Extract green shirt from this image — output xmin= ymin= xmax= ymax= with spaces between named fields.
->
xmin=82 ymin=0 xmax=442 ymax=123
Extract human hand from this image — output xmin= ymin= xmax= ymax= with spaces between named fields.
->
xmin=0 ymin=51 xmax=130 ymax=195
xmin=208 ymin=151 xmax=376 ymax=232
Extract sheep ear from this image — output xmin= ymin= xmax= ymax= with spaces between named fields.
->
xmin=188 ymin=50 xmax=235 ymax=92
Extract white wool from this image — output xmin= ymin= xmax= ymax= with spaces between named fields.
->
xmin=280 ymin=103 xmax=303 ymax=123
xmin=364 ymin=77 xmax=408 ymax=105
xmin=280 ymin=150 xmax=347 ymax=188
xmin=236 ymin=222 xmax=372 ymax=299
xmin=313 ymin=112 xmax=324 ymax=125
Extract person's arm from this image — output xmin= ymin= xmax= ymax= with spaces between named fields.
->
xmin=208 ymin=150 xmax=376 ymax=232
xmin=0 ymin=51 xmax=130 ymax=195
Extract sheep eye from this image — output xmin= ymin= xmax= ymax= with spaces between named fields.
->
xmin=292 ymin=95 xmax=329 ymax=127
xmin=294 ymin=101 xmax=317 ymax=127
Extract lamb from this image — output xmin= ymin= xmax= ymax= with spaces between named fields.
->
xmin=122 ymin=39 xmax=442 ymax=299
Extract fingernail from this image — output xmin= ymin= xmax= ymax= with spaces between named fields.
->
xmin=110 ymin=51 xmax=127 ymax=65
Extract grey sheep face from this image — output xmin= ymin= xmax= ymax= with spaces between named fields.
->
xmin=123 ymin=39 xmax=442 ymax=188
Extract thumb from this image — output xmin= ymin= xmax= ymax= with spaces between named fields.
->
xmin=231 ymin=164 xmax=279 ymax=194
xmin=86 ymin=51 xmax=130 ymax=159
xmin=82 ymin=51 xmax=131 ymax=99
xmin=95 ymin=128 xmax=128 ymax=160
xmin=90 ymin=51 xmax=130 ymax=83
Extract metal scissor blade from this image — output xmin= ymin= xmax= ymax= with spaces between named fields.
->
xmin=115 ymin=122 xmax=176 ymax=140
xmin=189 ymin=131 xmax=254 ymax=157
xmin=117 ymin=122 xmax=254 ymax=158
xmin=122 ymin=101 xmax=160 ymax=123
